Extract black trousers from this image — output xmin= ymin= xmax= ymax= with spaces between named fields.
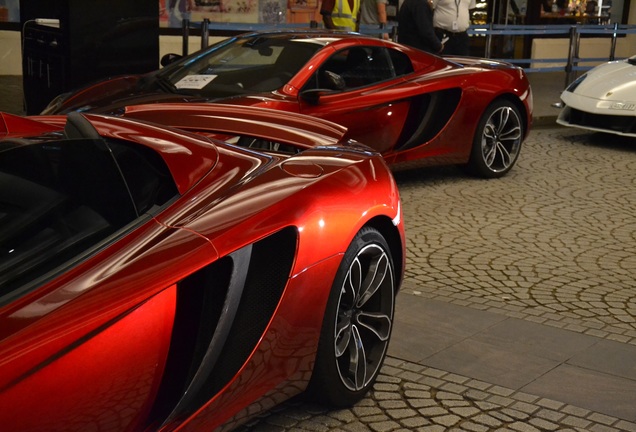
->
xmin=434 ymin=28 xmax=470 ymax=56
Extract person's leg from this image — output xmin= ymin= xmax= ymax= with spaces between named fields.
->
xmin=454 ymin=32 xmax=470 ymax=56
xmin=444 ymin=35 xmax=460 ymax=55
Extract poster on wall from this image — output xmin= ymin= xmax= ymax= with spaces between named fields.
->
xmin=0 ymin=0 xmax=19 ymax=23
xmin=0 ymin=0 xmax=316 ymax=27
xmin=161 ymin=0 xmax=290 ymax=27
xmin=260 ymin=0 xmax=288 ymax=23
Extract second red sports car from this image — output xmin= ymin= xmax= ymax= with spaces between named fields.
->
xmin=42 ymin=31 xmax=533 ymax=178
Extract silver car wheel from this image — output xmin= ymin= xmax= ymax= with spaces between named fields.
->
xmin=334 ymin=243 xmax=394 ymax=392
xmin=480 ymin=105 xmax=522 ymax=173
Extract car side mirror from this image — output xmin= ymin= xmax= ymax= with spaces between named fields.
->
xmin=300 ymin=70 xmax=347 ymax=105
xmin=161 ymin=53 xmax=182 ymax=67
xmin=300 ymin=89 xmax=327 ymax=105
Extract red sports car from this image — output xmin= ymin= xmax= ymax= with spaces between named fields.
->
xmin=0 ymin=105 xmax=404 ymax=431
xmin=43 ymin=31 xmax=533 ymax=178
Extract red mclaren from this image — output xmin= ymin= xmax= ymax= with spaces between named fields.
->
xmin=0 ymin=105 xmax=404 ymax=431
xmin=43 ymin=31 xmax=533 ymax=178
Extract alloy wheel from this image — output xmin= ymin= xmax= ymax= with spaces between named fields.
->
xmin=480 ymin=105 xmax=522 ymax=173
xmin=333 ymin=243 xmax=394 ymax=392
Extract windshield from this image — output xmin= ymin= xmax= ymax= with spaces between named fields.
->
xmin=160 ymin=36 xmax=322 ymax=98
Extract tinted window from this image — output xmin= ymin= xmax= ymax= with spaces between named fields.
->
xmin=303 ymin=46 xmax=416 ymax=92
xmin=109 ymin=139 xmax=179 ymax=214
xmin=0 ymin=138 xmax=177 ymax=299
xmin=307 ymin=46 xmax=397 ymax=91
xmin=388 ymin=48 xmax=414 ymax=76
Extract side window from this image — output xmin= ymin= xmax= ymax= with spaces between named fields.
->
xmin=108 ymin=139 xmax=179 ymax=214
xmin=307 ymin=46 xmax=397 ymax=91
xmin=0 ymin=139 xmax=134 ymax=299
xmin=0 ymin=138 xmax=178 ymax=301
xmin=388 ymin=48 xmax=415 ymax=77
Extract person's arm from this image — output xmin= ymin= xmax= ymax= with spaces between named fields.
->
xmin=376 ymin=1 xmax=389 ymax=39
xmin=468 ymin=0 xmax=477 ymax=18
xmin=321 ymin=0 xmax=337 ymax=29
xmin=322 ymin=13 xmax=336 ymax=28
xmin=377 ymin=1 xmax=388 ymax=23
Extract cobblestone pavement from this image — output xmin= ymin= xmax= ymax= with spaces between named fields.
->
xmin=397 ymin=127 xmax=636 ymax=346
xmin=238 ymin=127 xmax=636 ymax=431
xmin=238 ymin=360 xmax=636 ymax=432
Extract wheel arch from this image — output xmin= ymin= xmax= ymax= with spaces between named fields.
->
xmin=363 ymin=215 xmax=404 ymax=291
xmin=494 ymin=93 xmax=530 ymax=140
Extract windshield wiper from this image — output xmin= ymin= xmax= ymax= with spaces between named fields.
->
xmin=155 ymin=75 xmax=177 ymax=93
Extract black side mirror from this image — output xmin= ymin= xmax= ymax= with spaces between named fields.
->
xmin=161 ymin=53 xmax=182 ymax=67
xmin=300 ymin=89 xmax=327 ymax=105
xmin=300 ymin=70 xmax=347 ymax=105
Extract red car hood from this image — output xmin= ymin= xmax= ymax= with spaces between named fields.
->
xmin=43 ymin=75 xmax=208 ymax=115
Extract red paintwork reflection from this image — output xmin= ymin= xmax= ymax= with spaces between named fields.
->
xmin=0 ymin=287 xmax=176 ymax=432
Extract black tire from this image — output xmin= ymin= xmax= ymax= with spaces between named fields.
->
xmin=466 ymin=99 xmax=523 ymax=178
xmin=307 ymin=227 xmax=396 ymax=407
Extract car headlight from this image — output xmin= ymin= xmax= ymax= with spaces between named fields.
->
xmin=565 ymin=74 xmax=587 ymax=93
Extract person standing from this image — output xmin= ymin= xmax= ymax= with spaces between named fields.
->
xmin=359 ymin=0 xmax=389 ymax=39
xmin=168 ymin=0 xmax=195 ymax=28
xmin=397 ymin=0 xmax=443 ymax=54
xmin=432 ymin=0 xmax=476 ymax=55
xmin=321 ymin=0 xmax=361 ymax=31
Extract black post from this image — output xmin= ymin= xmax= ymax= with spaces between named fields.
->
xmin=182 ymin=18 xmax=190 ymax=56
xmin=609 ymin=22 xmax=618 ymax=61
xmin=201 ymin=18 xmax=210 ymax=49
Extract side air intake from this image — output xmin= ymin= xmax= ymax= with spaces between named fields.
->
xmin=149 ymin=226 xmax=298 ymax=426
xmin=395 ymin=88 xmax=462 ymax=151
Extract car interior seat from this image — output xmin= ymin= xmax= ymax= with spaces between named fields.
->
xmin=341 ymin=48 xmax=371 ymax=88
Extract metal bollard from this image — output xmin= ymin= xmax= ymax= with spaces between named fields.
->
xmin=201 ymin=18 xmax=210 ymax=50
xmin=182 ymin=18 xmax=190 ymax=56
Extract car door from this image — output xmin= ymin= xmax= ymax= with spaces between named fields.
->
xmin=298 ymin=45 xmax=414 ymax=154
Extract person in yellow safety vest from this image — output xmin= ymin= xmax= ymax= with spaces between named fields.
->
xmin=321 ymin=0 xmax=361 ymax=31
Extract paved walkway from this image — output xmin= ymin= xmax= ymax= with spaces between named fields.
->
xmin=1 ymin=74 xmax=635 ymax=431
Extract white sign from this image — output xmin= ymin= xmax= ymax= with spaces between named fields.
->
xmin=175 ymin=75 xmax=218 ymax=89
